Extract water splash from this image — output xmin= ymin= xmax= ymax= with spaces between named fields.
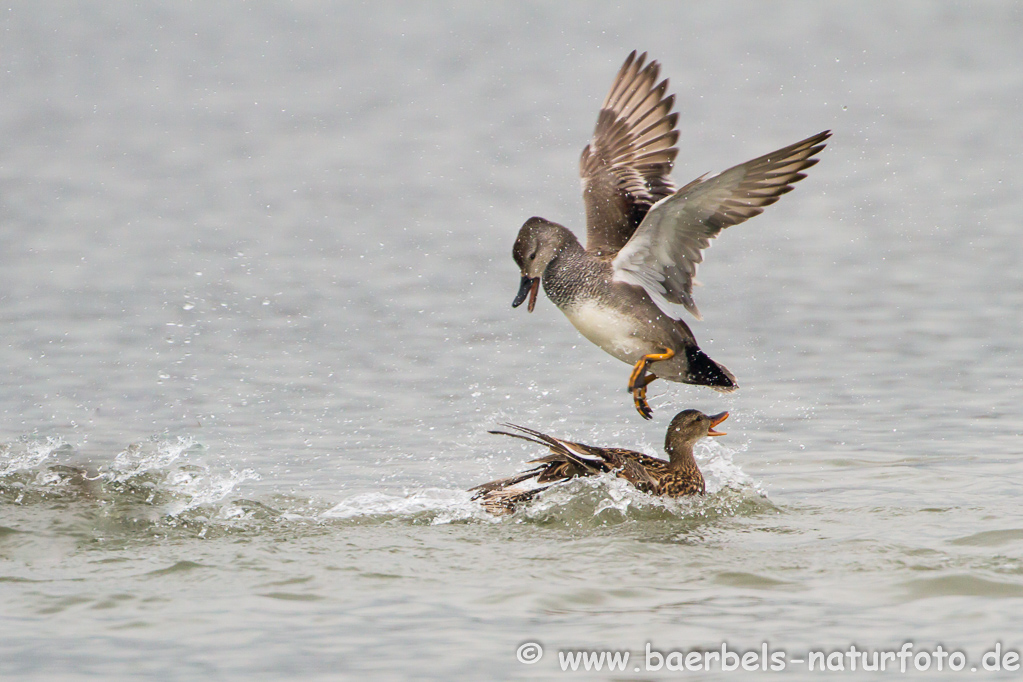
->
xmin=320 ymin=441 xmax=769 ymax=527
xmin=322 ymin=488 xmax=493 ymax=525
xmin=697 ymin=437 xmax=759 ymax=494
xmin=0 ymin=435 xmax=260 ymax=520
xmin=0 ymin=436 xmax=74 ymax=477
xmin=0 ymin=435 xmax=767 ymax=533
xmin=106 ymin=436 xmax=261 ymax=516
xmin=109 ymin=436 xmax=207 ymax=481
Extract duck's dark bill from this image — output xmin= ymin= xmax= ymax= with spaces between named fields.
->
xmin=708 ymin=411 xmax=729 ymax=437
xmin=512 ymin=276 xmax=540 ymax=312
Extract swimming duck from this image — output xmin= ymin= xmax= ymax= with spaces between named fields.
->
xmin=510 ymin=51 xmax=829 ymax=418
xmin=470 ymin=409 xmax=728 ymax=514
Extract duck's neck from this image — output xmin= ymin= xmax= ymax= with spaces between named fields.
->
xmin=546 ymin=228 xmax=585 ymax=267
xmin=541 ymin=233 xmax=590 ymax=308
xmin=665 ymin=440 xmax=704 ymax=485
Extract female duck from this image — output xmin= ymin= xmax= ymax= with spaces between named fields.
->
xmin=471 ymin=409 xmax=728 ymax=514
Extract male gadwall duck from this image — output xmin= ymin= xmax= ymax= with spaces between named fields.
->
xmin=510 ymin=51 xmax=829 ymax=418
xmin=471 ymin=409 xmax=728 ymax=514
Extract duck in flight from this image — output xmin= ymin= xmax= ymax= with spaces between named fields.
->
xmin=470 ymin=409 xmax=728 ymax=515
xmin=510 ymin=51 xmax=830 ymax=418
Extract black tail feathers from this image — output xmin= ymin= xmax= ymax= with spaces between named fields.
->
xmin=684 ymin=346 xmax=738 ymax=393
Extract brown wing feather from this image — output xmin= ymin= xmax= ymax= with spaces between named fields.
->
xmin=471 ymin=425 xmax=609 ymax=495
xmin=581 ymin=51 xmax=679 ymax=257
xmin=473 ymin=422 xmax=709 ymax=512
xmin=684 ymin=130 xmax=831 ymax=231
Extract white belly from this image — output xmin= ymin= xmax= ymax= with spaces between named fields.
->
xmin=563 ymin=301 xmax=651 ymax=363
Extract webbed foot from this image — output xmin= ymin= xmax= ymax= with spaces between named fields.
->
xmin=627 ymin=348 xmax=675 ymax=419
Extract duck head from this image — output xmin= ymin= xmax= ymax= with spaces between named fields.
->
xmin=666 ymin=409 xmax=729 ymax=450
xmin=511 ymin=217 xmax=575 ymax=312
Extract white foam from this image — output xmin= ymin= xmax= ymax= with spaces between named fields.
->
xmin=163 ymin=467 xmax=261 ymax=517
xmin=0 ymin=437 xmax=73 ymax=477
xmin=109 ymin=436 xmax=206 ymax=482
xmin=0 ymin=435 xmax=261 ymax=521
xmin=320 ymin=442 xmax=766 ymax=525
xmin=696 ymin=439 xmax=759 ymax=493
xmin=321 ymin=488 xmax=490 ymax=525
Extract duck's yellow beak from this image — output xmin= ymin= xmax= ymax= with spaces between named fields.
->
xmin=707 ymin=411 xmax=729 ymax=437
xmin=512 ymin=276 xmax=541 ymax=312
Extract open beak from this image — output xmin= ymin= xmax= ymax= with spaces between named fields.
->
xmin=511 ymin=276 xmax=540 ymax=312
xmin=707 ymin=411 xmax=729 ymax=437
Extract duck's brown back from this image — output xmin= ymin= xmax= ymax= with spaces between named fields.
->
xmin=569 ymin=444 xmax=708 ymax=497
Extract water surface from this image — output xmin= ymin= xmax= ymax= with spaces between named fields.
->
xmin=2 ymin=2 xmax=1022 ymax=679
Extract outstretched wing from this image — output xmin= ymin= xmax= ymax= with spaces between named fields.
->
xmin=580 ymin=51 xmax=679 ymax=257
xmin=471 ymin=425 xmax=608 ymax=494
xmin=612 ymin=130 xmax=831 ymax=319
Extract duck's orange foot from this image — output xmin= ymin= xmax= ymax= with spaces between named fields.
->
xmin=632 ymin=382 xmax=654 ymax=420
xmin=627 ymin=348 xmax=675 ymax=420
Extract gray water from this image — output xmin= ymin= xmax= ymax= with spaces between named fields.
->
xmin=2 ymin=2 xmax=1022 ymax=680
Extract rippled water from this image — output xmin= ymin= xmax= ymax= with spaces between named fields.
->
xmin=3 ymin=2 xmax=1023 ymax=680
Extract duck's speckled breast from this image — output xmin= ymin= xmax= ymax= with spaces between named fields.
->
xmin=541 ymin=250 xmax=613 ymax=310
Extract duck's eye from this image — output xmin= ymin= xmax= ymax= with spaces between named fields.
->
xmin=528 ymin=252 xmax=537 ymax=261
